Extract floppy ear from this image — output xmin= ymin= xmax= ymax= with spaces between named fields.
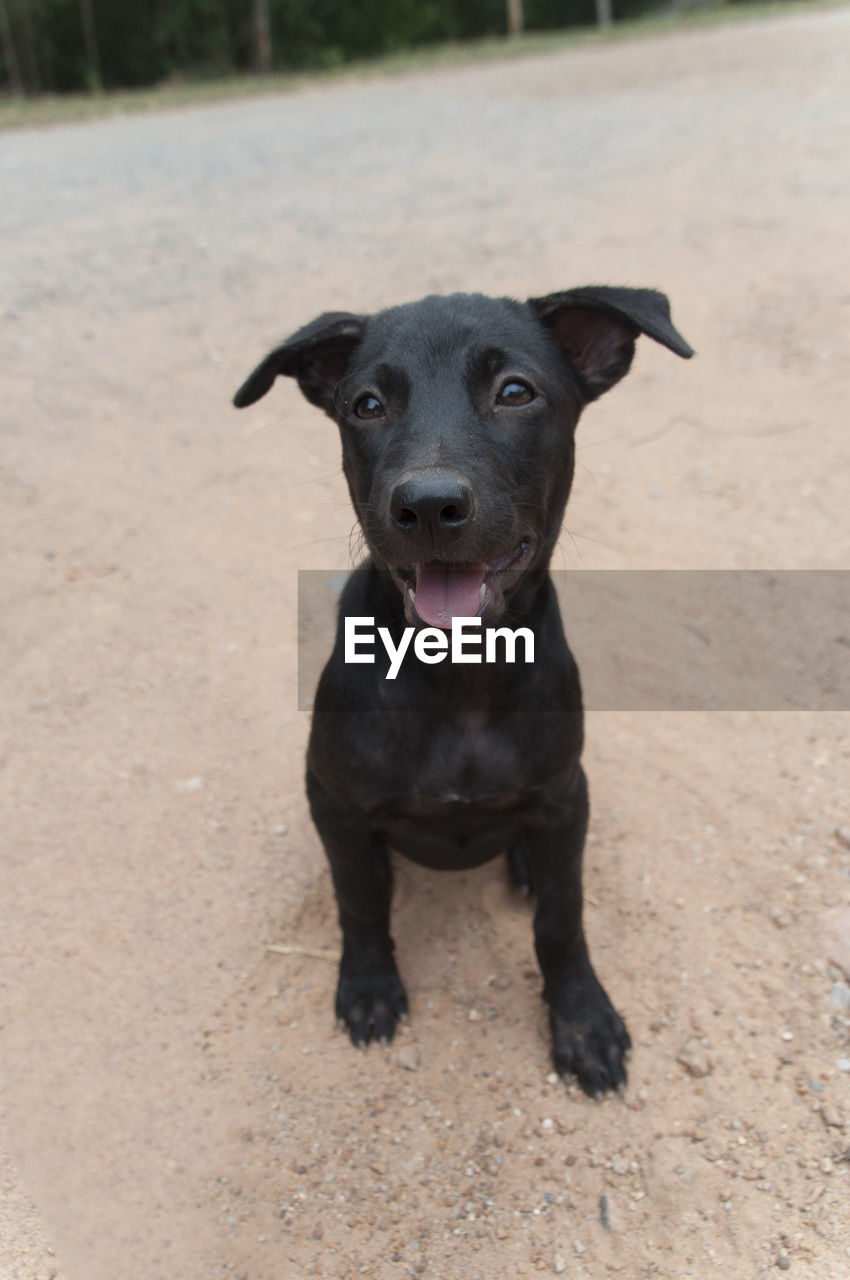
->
xmin=528 ymin=286 xmax=694 ymax=402
xmin=233 ymin=311 xmax=366 ymax=414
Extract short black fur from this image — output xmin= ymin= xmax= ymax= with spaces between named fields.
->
xmin=234 ymin=287 xmax=692 ymax=1096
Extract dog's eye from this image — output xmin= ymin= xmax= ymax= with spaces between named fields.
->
xmin=353 ymin=394 xmax=385 ymax=420
xmin=497 ymin=379 xmax=534 ymax=407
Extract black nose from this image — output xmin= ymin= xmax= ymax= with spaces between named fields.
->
xmin=389 ymin=471 xmax=474 ymax=537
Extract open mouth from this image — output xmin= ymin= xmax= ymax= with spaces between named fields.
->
xmin=396 ymin=539 xmax=535 ymax=629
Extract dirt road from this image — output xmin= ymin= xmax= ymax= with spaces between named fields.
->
xmin=2 ymin=8 xmax=850 ymax=1278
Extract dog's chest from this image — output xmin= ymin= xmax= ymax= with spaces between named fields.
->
xmin=374 ymin=713 xmax=537 ymax=868
xmin=391 ymin=711 xmax=536 ymax=813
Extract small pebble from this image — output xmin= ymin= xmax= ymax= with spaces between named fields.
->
xmin=599 ymin=1194 xmax=611 ymax=1231
xmin=395 ymin=1045 xmax=420 ymax=1071
xmin=275 ymin=823 xmax=288 ymax=835
xmin=829 ymin=983 xmax=850 ymax=1013
xmin=677 ymin=1038 xmax=714 ymax=1078
xmin=820 ymin=1105 xmax=844 ymax=1129
xmin=835 ymin=825 xmax=850 ymax=850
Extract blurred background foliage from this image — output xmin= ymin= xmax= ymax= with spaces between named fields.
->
xmin=0 ymin=0 xmax=781 ymax=95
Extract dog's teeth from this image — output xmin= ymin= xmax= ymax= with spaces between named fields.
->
xmin=407 ymin=586 xmax=415 ymax=606
xmin=479 ymin=583 xmax=487 ymax=602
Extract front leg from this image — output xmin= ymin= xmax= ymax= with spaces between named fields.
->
xmin=307 ymin=769 xmax=408 ymax=1046
xmin=524 ymin=767 xmax=631 ymax=1097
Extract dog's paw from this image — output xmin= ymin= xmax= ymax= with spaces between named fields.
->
xmin=336 ymin=970 xmax=409 ymax=1048
xmin=548 ymin=978 xmax=631 ymax=1098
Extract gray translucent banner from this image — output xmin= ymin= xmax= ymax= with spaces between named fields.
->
xmin=297 ymin=570 xmax=849 ymax=711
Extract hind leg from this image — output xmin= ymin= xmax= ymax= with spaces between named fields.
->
xmin=507 ymin=835 xmax=533 ymax=896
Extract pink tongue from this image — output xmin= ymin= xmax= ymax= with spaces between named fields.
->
xmin=414 ymin=562 xmax=486 ymax=628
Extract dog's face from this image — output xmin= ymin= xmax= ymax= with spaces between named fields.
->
xmin=234 ymin=289 xmax=692 ymax=627
xmin=316 ymin=294 xmax=584 ymax=628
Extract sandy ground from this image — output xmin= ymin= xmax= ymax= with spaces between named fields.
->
xmin=2 ymin=8 xmax=850 ymax=1278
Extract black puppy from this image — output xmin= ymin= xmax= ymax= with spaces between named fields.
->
xmin=234 ymin=288 xmax=692 ymax=1096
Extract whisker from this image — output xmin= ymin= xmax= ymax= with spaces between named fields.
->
xmin=559 ymin=529 xmax=583 ymax=567
xmin=289 ymin=472 xmax=346 ymax=489
xmin=563 ymin=527 xmax=623 ymax=554
xmin=576 ymin=430 xmax=633 ymax=451
xmin=288 ymin=534 xmax=358 ymax=553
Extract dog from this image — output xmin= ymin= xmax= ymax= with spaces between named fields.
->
xmin=234 ymin=287 xmax=692 ymax=1096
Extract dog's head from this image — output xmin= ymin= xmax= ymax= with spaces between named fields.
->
xmin=234 ymin=288 xmax=692 ymax=627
